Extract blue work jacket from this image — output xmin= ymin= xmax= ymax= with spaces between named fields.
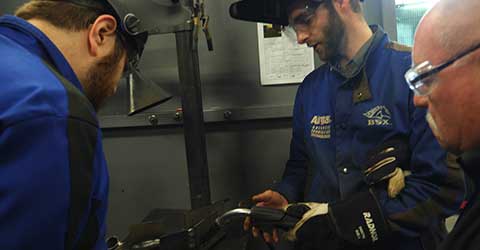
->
xmin=275 ymin=27 xmax=465 ymax=250
xmin=0 ymin=15 xmax=108 ymax=250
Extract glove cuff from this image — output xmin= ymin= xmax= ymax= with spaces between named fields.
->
xmin=328 ymin=190 xmax=389 ymax=246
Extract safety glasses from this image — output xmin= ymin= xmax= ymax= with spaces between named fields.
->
xmin=405 ymin=42 xmax=480 ymax=96
xmin=290 ymin=1 xmax=324 ymax=30
xmin=282 ymin=0 xmax=324 ymax=42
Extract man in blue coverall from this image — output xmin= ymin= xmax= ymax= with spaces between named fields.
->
xmin=230 ymin=0 xmax=466 ymax=249
xmin=0 ymin=0 xmax=148 ymax=249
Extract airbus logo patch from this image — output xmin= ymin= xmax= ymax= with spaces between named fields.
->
xmin=310 ymin=115 xmax=332 ymax=139
xmin=363 ymin=106 xmax=392 ymax=126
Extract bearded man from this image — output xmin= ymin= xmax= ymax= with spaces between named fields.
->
xmin=0 ymin=0 xmax=148 ymax=249
xmin=230 ymin=1 xmax=466 ymax=250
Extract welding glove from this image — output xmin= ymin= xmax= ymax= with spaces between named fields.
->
xmin=284 ymin=190 xmax=389 ymax=250
xmin=363 ymin=136 xmax=410 ymax=198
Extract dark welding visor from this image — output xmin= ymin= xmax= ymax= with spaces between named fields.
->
xmin=63 ymin=0 xmax=172 ymax=115
xmin=230 ymin=0 xmax=364 ymax=26
xmin=230 ymin=0 xmax=290 ymax=26
xmin=104 ymin=0 xmax=149 ymax=69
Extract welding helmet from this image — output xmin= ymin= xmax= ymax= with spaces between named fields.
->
xmin=63 ymin=0 xmax=148 ymax=70
xmin=105 ymin=0 xmax=149 ymax=70
xmin=63 ymin=0 xmax=173 ymax=115
xmin=230 ymin=0 xmax=364 ymax=26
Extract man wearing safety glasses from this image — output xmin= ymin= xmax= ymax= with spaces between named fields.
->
xmin=230 ymin=0 xmax=465 ymax=249
xmin=408 ymin=0 xmax=480 ymax=249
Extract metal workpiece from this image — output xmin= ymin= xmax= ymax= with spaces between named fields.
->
xmin=128 ymin=68 xmax=173 ymax=116
xmin=106 ymin=201 xmax=230 ymax=250
xmin=123 ymin=0 xmax=196 ymax=116
xmin=126 ymin=0 xmax=212 ymax=116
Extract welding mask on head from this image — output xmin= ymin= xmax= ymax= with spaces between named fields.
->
xmin=229 ymin=0 xmax=322 ymax=26
xmin=229 ymin=0 xmax=324 ymax=43
xmin=105 ymin=0 xmax=149 ymax=71
xmin=64 ymin=0 xmax=148 ymax=70
xmin=229 ymin=0 xmax=364 ymax=26
xmin=64 ymin=0 xmax=172 ymax=115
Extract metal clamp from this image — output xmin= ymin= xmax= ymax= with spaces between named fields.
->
xmin=192 ymin=0 xmax=213 ymax=51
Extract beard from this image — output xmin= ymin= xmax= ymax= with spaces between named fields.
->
xmin=83 ymin=46 xmax=124 ymax=111
xmin=426 ymin=112 xmax=439 ymax=136
xmin=426 ymin=111 xmax=448 ymax=148
xmin=426 ymin=111 xmax=462 ymax=154
xmin=317 ymin=4 xmax=346 ymax=62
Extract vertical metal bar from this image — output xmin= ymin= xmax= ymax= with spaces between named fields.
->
xmin=381 ymin=0 xmax=398 ymax=42
xmin=175 ymin=28 xmax=211 ymax=209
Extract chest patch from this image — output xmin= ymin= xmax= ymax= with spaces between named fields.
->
xmin=310 ymin=115 xmax=332 ymax=139
xmin=363 ymin=106 xmax=392 ymax=126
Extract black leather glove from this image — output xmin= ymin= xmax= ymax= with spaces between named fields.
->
xmin=286 ymin=191 xmax=389 ymax=249
xmin=363 ymin=136 xmax=410 ymax=198
xmin=294 ymin=215 xmax=343 ymax=250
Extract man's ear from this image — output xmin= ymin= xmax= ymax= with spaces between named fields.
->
xmin=332 ymin=0 xmax=350 ymax=15
xmin=88 ymin=14 xmax=118 ymax=58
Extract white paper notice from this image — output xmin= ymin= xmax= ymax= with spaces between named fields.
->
xmin=257 ymin=23 xmax=315 ymax=85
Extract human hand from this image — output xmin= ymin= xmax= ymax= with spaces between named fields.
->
xmin=243 ymin=190 xmax=288 ymax=243
xmin=284 ymin=202 xmax=329 ymax=241
xmin=283 ymin=203 xmax=338 ymax=250
xmin=364 ymin=136 xmax=410 ymax=198
xmin=288 ymin=191 xmax=389 ymax=249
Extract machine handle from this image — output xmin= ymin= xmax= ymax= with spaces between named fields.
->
xmin=250 ymin=206 xmax=301 ymax=231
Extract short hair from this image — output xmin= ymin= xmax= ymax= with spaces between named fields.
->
xmin=15 ymin=0 xmax=125 ymax=56
xmin=15 ymin=0 xmax=104 ymax=31
xmin=323 ymin=0 xmax=362 ymax=13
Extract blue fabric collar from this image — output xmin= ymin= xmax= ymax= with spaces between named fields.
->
xmin=0 ymin=15 xmax=84 ymax=91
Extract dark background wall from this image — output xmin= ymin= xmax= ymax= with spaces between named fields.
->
xmin=1 ymin=0 xmax=393 ymax=239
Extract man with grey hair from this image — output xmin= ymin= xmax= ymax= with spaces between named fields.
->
xmin=406 ymin=0 xmax=480 ymax=249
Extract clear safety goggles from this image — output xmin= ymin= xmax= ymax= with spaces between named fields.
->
xmin=405 ymin=42 xmax=480 ymax=96
xmin=282 ymin=0 xmax=324 ymax=42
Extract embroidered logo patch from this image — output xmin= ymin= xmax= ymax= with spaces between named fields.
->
xmin=363 ymin=106 xmax=392 ymax=126
xmin=310 ymin=115 xmax=332 ymax=139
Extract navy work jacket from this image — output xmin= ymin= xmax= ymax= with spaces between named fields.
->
xmin=275 ymin=27 xmax=465 ymax=250
xmin=0 ymin=15 xmax=108 ymax=250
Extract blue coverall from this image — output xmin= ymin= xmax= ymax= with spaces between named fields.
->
xmin=0 ymin=15 xmax=109 ymax=250
xmin=275 ymin=26 xmax=465 ymax=250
